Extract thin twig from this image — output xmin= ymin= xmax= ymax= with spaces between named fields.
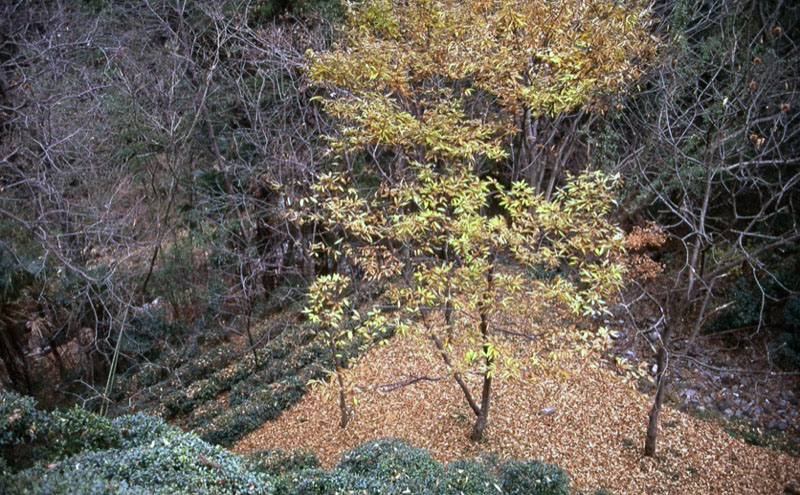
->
xmin=674 ymin=354 xmax=800 ymax=376
xmin=374 ymin=375 xmax=446 ymax=392
xmin=494 ymin=327 xmax=536 ymax=341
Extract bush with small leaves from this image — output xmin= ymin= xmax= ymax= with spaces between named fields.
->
xmin=3 ymin=413 xmax=277 ymax=495
xmin=499 ymin=459 xmax=569 ymax=495
xmin=2 ymin=391 xmax=122 ymax=470
xmin=113 ymin=413 xmax=174 ymax=449
xmin=442 ymin=459 xmax=498 ymax=495
xmin=42 ymin=406 xmax=122 ymax=460
xmin=775 ymin=296 xmax=800 ymax=369
xmin=248 ymin=449 xmax=320 ymax=477
xmin=2 ymin=401 xmax=575 ymax=495
xmin=336 ymin=439 xmax=443 ymax=494
xmin=198 ymin=375 xmax=309 ymax=447
xmin=0 ymin=390 xmax=43 ymax=450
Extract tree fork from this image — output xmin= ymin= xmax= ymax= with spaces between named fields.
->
xmin=431 ymin=334 xmax=482 ymax=417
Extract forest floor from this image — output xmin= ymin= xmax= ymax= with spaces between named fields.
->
xmin=233 ymin=306 xmax=800 ymax=495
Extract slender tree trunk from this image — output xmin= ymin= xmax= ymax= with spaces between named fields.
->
xmin=513 ymin=106 xmax=531 ymax=183
xmin=336 ymin=369 xmax=351 ymax=429
xmin=432 ymin=334 xmax=481 ymax=417
xmin=644 ymin=323 xmax=673 ymax=457
xmin=244 ymin=302 xmax=259 ymax=368
xmin=470 ymin=309 xmax=493 ymax=442
xmin=470 ymin=264 xmax=494 ymax=442
xmin=687 ymin=282 xmax=714 ymax=349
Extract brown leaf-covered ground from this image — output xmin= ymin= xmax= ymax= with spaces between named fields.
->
xmin=234 ymin=327 xmax=799 ymax=495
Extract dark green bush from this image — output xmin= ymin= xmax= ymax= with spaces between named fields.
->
xmin=43 ymin=406 xmax=122 ymax=460
xmin=499 ymin=459 xmax=570 ymax=495
xmin=1 ymin=391 xmax=123 ymax=470
xmin=4 ymin=424 xmax=277 ymax=495
xmin=442 ymin=459 xmax=497 ymax=495
xmin=775 ymin=296 xmax=800 ymax=368
xmin=113 ymin=413 xmax=173 ymax=449
xmin=125 ymin=311 xmax=188 ymax=363
xmin=247 ymin=449 xmax=320 ymax=476
xmin=708 ymin=278 xmax=761 ymax=334
xmin=337 ymin=439 xmax=443 ymax=494
xmin=1 ymin=396 xmax=278 ymax=494
xmin=288 ymin=441 xmax=572 ymax=495
xmin=0 ymin=391 xmax=43 ymax=450
xmin=192 ymin=326 xmax=393 ymax=446
xmin=0 ymin=238 xmax=41 ymax=302
xmin=2 ymin=400 xmax=574 ymax=495
xmin=275 ymin=441 xmax=442 ymax=495
xmin=198 ymin=375 xmax=307 ymax=447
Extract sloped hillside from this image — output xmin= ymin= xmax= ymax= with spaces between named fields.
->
xmin=235 ymin=329 xmax=800 ymax=494
xmin=1 ymin=391 xmax=577 ymax=495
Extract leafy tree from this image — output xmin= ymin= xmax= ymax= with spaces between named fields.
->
xmin=304 ymin=166 xmax=626 ymax=440
xmin=307 ymin=0 xmax=655 ymax=184
xmin=301 ymin=0 xmax=655 ymax=440
xmin=303 ymin=273 xmax=369 ymax=428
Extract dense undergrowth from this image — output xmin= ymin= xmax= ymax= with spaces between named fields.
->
xmin=1 ymin=390 xmax=573 ymax=495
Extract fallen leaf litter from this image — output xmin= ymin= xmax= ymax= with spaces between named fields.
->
xmin=234 ymin=318 xmax=799 ymax=495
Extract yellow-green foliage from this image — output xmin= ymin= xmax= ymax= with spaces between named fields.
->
xmin=307 ymin=0 xmax=656 ymax=159
xmin=300 ymin=0 xmax=653 ymax=432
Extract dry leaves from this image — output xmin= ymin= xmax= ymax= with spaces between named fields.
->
xmin=234 ymin=324 xmax=799 ymax=495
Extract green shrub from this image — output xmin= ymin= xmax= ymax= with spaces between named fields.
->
xmin=499 ymin=459 xmax=569 ymax=495
xmin=2 ymin=407 xmax=277 ymax=495
xmin=192 ymin=326 xmax=393 ymax=446
xmin=336 ymin=439 xmax=443 ymax=494
xmin=198 ymin=375 xmax=307 ymax=447
xmin=5 ymin=429 xmax=277 ymax=495
xmin=708 ymin=278 xmax=761 ymax=333
xmin=442 ymin=459 xmax=497 ymax=495
xmin=1 ymin=400 xmax=575 ymax=495
xmin=43 ymin=406 xmax=122 ymax=460
xmin=247 ymin=449 xmax=320 ymax=476
xmin=0 ymin=391 xmax=43 ymax=450
xmin=775 ymin=296 xmax=800 ymax=369
xmin=113 ymin=413 xmax=173 ymax=449
xmin=125 ymin=311 xmax=187 ymax=362
xmin=1 ymin=391 xmax=126 ymax=470
xmin=0 ymin=238 xmax=41 ymax=302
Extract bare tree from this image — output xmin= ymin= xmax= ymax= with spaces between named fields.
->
xmin=0 ymin=0 xmax=332 ymax=405
xmin=602 ymin=0 xmax=800 ymax=456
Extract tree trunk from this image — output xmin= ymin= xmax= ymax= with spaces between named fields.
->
xmin=470 ymin=279 xmax=493 ymax=442
xmin=470 ymin=337 xmax=492 ymax=441
xmin=644 ymin=323 xmax=673 ymax=457
xmin=244 ymin=303 xmax=260 ymax=368
xmin=512 ymin=106 xmax=531 ymax=183
xmin=336 ymin=370 xmax=351 ymax=429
